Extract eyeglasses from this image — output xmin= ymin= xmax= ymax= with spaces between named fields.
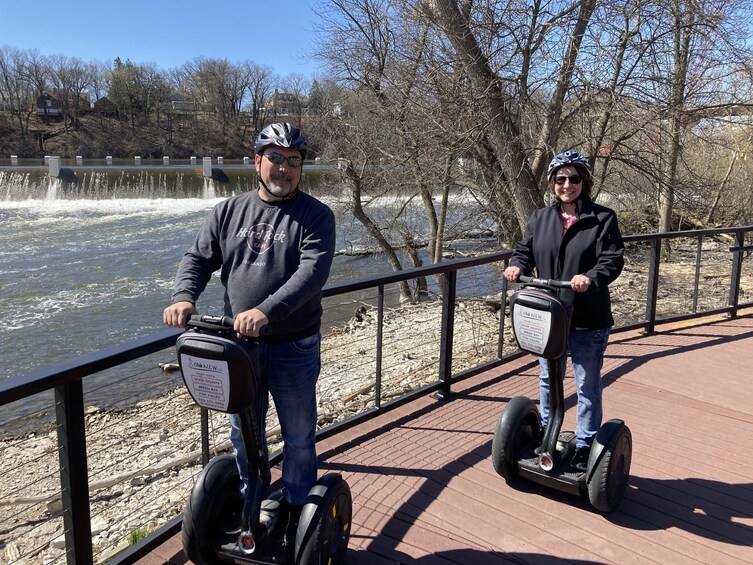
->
xmin=554 ymin=175 xmax=582 ymax=185
xmin=264 ymin=152 xmax=302 ymax=168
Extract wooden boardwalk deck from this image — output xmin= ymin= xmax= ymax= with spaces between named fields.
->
xmin=139 ymin=312 xmax=753 ymax=564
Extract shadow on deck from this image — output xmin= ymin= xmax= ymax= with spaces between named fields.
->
xmin=139 ymin=312 xmax=753 ymax=564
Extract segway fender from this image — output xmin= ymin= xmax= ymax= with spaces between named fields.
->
xmin=295 ymin=473 xmax=352 ymax=565
xmin=586 ymin=418 xmax=624 ymax=482
xmin=297 ymin=474 xmax=340 ymax=533
xmin=586 ymin=419 xmax=632 ymax=512
xmin=182 ymin=454 xmax=242 ymax=564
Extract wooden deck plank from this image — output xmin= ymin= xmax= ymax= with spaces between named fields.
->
xmin=137 ymin=313 xmax=753 ymax=564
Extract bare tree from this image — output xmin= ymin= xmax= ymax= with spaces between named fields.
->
xmin=648 ymin=0 xmax=753 ymax=236
xmin=0 ymin=46 xmax=36 ymax=141
xmin=279 ymin=73 xmax=311 ymax=127
xmin=88 ymin=60 xmax=110 ymax=103
xmin=109 ymin=58 xmax=144 ymax=131
xmin=312 ymin=0 xmax=602 ymax=265
xmin=310 ymin=2 xmax=493 ymax=299
xmin=313 ymin=0 xmax=753 ymax=250
xmin=47 ymin=54 xmax=94 ymax=131
xmin=183 ymin=57 xmax=249 ymax=135
xmin=598 ymin=0 xmax=753 ymax=234
xmin=244 ymin=61 xmax=274 ymax=132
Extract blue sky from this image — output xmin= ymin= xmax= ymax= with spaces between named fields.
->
xmin=1 ymin=0 xmax=322 ymax=78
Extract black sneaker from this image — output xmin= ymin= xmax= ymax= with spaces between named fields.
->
xmin=283 ymin=504 xmax=303 ymax=547
xmin=259 ymin=491 xmax=285 ymax=532
xmin=569 ymin=447 xmax=590 ymax=473
xmin=534 ymin=425 xmax=546 ymax=455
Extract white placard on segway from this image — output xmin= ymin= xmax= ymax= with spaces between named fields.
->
xmin=180 ymin=353 xmax=231 ymax=411
xmin=512 ymin=303 xmax=552 ymax=356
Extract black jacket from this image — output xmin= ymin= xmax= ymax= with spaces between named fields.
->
xmin=509 ymin=196 xmax=624 ymax=329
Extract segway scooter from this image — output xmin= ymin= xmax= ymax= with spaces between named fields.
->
xmin=491 ymin=276 xmax=631 ymax=512
xmin=176 ymin=314 xmax=352 ymax=564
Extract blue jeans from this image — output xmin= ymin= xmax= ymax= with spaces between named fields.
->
xmin=538 ymin=328 xmax=609 ymax=449
xmin=229 ymin=333 xmax=320 ymax=505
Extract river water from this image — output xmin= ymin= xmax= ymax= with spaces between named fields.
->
xmin=0 ymin=165 xmax=497 ymax=426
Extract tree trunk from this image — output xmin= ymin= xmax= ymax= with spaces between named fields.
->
xmin=339 ymin=159 xmax=414 ymax=302
xmin=659 ymin=2 xmax=695 ymax=249
xmin=402 ymin=231 xmax=429 ymax=301
xmin=425 ymin=0 xmax=542 ymax=231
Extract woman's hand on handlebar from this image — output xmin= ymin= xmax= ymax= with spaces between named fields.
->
xmin=570 ymin=274 xmax=591 ymax=293
xmin=233 ymin=308 xmax=269 ymax=338
xmin=163 ymin=301 xmax=197 ymax=328
xmin=503 ymin=265 xmax=521 ymax=282
xmin=503 ymin=267 xmax=590 ymax=291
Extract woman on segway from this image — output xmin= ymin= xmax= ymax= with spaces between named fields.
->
xmin=503 ymin=150 xmax=624 ymax=472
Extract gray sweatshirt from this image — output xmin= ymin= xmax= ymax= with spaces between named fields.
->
xmin=171 ymin=189 xmax=336 ymax=340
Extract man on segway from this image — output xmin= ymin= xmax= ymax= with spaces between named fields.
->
xmin=164 ymin=122 xmax=336 ymax=546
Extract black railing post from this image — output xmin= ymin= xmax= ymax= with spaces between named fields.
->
xmin=201 ymin=408 xmax=210 ymax=465
xmin=434 ymin=271 xmax=457 ymax=400
xmin=375 ymin=285 xmax=384 ymax=408
xmin=728 ymin=231 xmax=745 ymax=319
xmin=55 ymin=381 xmax=93 ymax=565
xmin=644 ymin=238 xmax=661 ymax=334
xmin=692 ymin=235 xmax=702 ymax=313
xmin=498 ymin=262 xmax=509 ymax=359
xmin=7 ymin=234 xmax=753 ymax=565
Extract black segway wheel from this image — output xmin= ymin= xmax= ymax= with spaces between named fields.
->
xmin=491 ymin=396 xmax=540 ymax=481
xmin=587 ymin=420 xmax=632 ymax=513
xmin=294 ymin=473 xmax=352 ymax=565
xmin=182 ymin=454 xmax=242 ymax=565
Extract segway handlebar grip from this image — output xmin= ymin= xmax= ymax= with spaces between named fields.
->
xmin=186 ymin=314 xmax=273 ymax=335
xmin=227 ymin=318 xmax=274 ymax=336
xmin=518 ymin=275 xmax=572 ymax=289
xmin=186 ymin=314 xmax=234 ymax=331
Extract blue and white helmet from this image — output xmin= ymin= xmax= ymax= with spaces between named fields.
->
xmin=547 ymin=150 xmax=591 ymax=180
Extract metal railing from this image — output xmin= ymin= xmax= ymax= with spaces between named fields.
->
xmin=0 ymin=225 xmax=751 ymax=564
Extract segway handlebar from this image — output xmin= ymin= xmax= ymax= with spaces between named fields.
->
xmin=186 ymin=314 xmax=273 ymax=335
xmin=517 ymin=275 xmax=572 ymax=289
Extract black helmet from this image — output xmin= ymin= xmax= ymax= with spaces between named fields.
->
xmin=547 ymin=150 xmax=591 ymax=180
xmin=254 ymin=122 xmax=307 ymax=160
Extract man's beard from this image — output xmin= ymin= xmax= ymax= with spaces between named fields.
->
xmin=265 ymin=175 xmax=295 ymax=198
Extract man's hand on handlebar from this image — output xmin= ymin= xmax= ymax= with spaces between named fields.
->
xmin=233 ymin=308 xmax=269 ymax=338
xmin=163 ymin=301 xmax=197 ymax=328
xmin=503 ymin=265 xmax=521 ymax=282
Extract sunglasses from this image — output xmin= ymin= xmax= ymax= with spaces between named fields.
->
xmin=264 ymin=151 xmax=303 ymax=168
xmin=554 ymin=174 xmax=582 ymax=185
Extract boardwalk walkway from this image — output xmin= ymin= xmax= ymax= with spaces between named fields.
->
xmin=139 ymin=312 xmax=753 ymax=564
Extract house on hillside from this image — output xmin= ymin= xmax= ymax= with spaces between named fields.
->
xmin=171 ymin=95 xmax=197 ymax=112
xmin=36 ymin=92 xmax=63 ymax=119
xmin=94 ymin=96 xmax=119 ymax=117
xmin=267 ymin=89 xmax=308 ymax=118
xmin=73 ymin=95 xmax=92 ymax=113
